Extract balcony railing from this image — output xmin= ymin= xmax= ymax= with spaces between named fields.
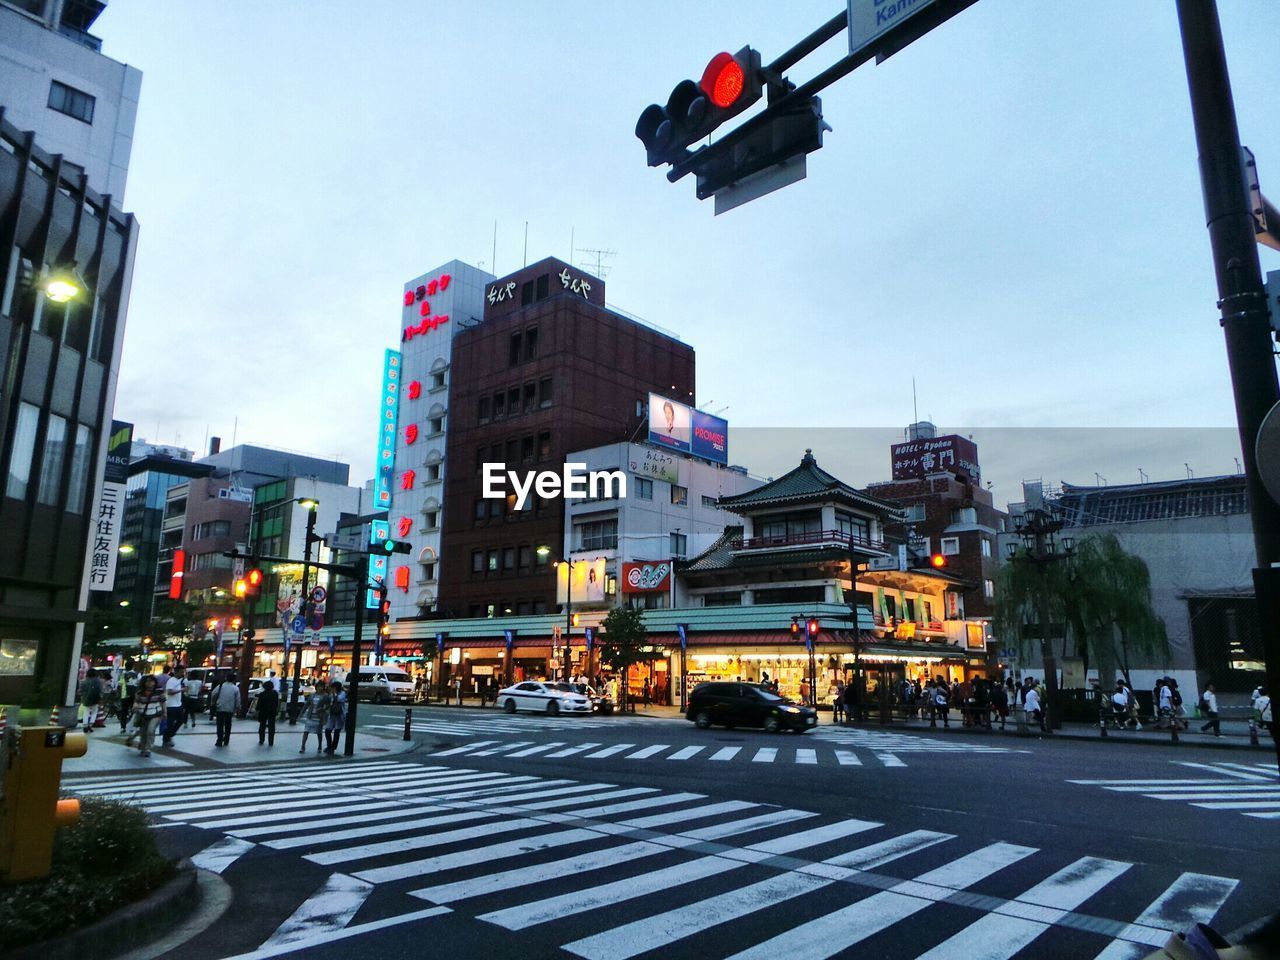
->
xmin=733 ymin=529 xmax=886 ymax=553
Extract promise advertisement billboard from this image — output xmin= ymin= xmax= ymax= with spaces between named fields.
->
xmin=647 ymin=392 xmax=728 ymax=465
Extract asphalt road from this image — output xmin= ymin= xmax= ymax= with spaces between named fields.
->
xmin=67 ymin=704 xmax=1277 ymax=960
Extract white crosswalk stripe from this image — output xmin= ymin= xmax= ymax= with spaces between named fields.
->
xmin=418 ymin=738 xmax=928 ymax=766
xmin=65 ymin=760 xmax=1247 ymax=959
xmin=367 ymin=711 xmax=663 ymax=739
xmin=810 ymin=726 xmax=1022 ymax=754
xmin=1071 ymin=761 xmax=1280 ymax=820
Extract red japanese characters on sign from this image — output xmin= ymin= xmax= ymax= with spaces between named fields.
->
xmin=402 ymin=314 xmax=449 ymax=342
xmin=394 ymin=566 xmax=411 ymax=592
xmin=405 ymin=424 xmax=419 ymax=445
xmin=407 ymin=381 xmax=422 ymax=400
xmin=396 ymin=516 xmax=413 ymax=537
xmin=622 ymin=561 xmax=671 ymax=594
xmin=402 ymin=272 xmax=453 ymax=341
xmin=400 ymin=470 xmax=415 ymax=490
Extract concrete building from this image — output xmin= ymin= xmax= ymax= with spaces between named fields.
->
xmin=560 ymin=441 xmax=762 ymax=612
xmin=1002 ymin=475 xmax=1258 ymax=695
xmin=0 ymin=0 xmax=141 ymax=199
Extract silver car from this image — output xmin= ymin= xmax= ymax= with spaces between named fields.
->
xmin=497 ymin=681 xmax=592 ymax=715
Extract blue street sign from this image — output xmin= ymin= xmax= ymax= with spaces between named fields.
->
xmin=676 ymin=623 xmax=688 ymax=653
xmin=291 ymin=615 xmax=306 ymax=635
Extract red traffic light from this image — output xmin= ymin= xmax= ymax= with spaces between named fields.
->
xmin=807 ymin=618 xmax=819 ymax=636
xmin=930 ymin=554 xmax=947 ymax=568
xmin=246 ymin=567 xmax=264 ymax=587
xmin=700 ymin=52 xmax=745 ymax=109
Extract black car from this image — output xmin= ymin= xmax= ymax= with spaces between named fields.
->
xmin=686 ymin=681 xmax=818 ymax=733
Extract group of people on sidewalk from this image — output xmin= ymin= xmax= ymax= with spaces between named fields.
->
xmin=830 ymin=675 xmax=1046 ymax=731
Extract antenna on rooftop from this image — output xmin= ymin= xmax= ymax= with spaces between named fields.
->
xmin=576 ymin=246 xmax=617 ymax=278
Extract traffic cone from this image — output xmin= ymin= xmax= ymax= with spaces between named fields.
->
xmin=50 ymin=703 xmax=60 ymax=725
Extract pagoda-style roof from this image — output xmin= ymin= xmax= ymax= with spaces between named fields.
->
xmin=717 ymin=449 xmax=905 ymax=519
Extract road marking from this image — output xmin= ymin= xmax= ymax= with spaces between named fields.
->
xmin=625 ymin=744 xmax=668 ymax=759
xmin=680 ymin=809 xmax=815 ymax=841
xmin=795 ymin=749 xmax=817 ymax=765
xmin=356 ymin=827 xmax=605 ymax=885
xmin=506 ymin=742 xmax=566 ymax=757
xmin=429 ymin=740 xmax=499 ymax=756
xmin=835 ymin=750 xmax=861 ymax=766
xmin=471 ymin=741 xmax=533 ymax=756
xmin=1094 ymin=872 xmax=1239 ymax=960
xmin=821 ymin=830 xmax=953 ymax=871
xmin=265 ymin=810 xmax=497 ymax=850
xmin=668 ymin=746 xmax=704 ymax=761
xmin=218 ymin=907 xmax=450 ymax=960
xmin=1175 ymin=761 xmax=1273 ymax=781
xmin=263 ymin=873 xmax=373 ymax=946
xmin=752 ymin=748 xmax=777 ymax=763
xmin=875 ymin=752 xmax=905 ymax=767
xmin=619 ymin=800 xmax=759 ymax=830
xmin=746 ymin=818 xmax=880 ymax=855
xmin=564 ymin=791 xmax=706 ymax=820
xmin=191 ymin=837 xmax=254 ymax=874
xmin=725 ymin=842 xmax=1037 ymax=960
xmin=914 ymin=856 xmax=1132 ymax=959
xmin=306 ymin=817 xmax=546 ymax=866
xmin=585 ymin=743 xmax=633 ymax=759
xmin=709 ymin=747 xmax=741 ymax=761
xmin=545 ymin=742 xmax=602 ymax=758
xmin=498 ymin=787 xmax=656 ymax=811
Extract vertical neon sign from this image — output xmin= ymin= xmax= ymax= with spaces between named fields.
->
xmin=372 ymin=349 xmax=402 ymax=509
xmin=367 ymin=519 xmax=389 ymax=610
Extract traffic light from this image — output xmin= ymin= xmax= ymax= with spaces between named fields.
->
xmin=807 ymin=617 xmax=819 ymax=637
xmin=930 ymin=553 xmax=947 ymax=569
xmin=233 ymin=578 xmax=247 ymax=599
xmin=244 ymin=566 xmax=264 ymax=598
xmin=380 ymin=538 xmax=412 ymax=555
xmin=790 ymin=620 xmax=801 ymax=637
xmin=636 ymin=47 xmax=763 ymax=166
xmin=571 ymin=613 xmax=581 ymax=628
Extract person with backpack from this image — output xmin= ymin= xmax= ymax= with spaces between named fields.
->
xmin=933 ymin=679 xmax=951 ymax=728
xmin=1254 ymin=687 xmax=1272 ymax=736
xmin=1024 ymin=678 xmax=1044 ymax=731
xmin=79 ymin=669 xmax=104 ymax=733
xmin=1170 ymin=679 xmax=1188 ymax=731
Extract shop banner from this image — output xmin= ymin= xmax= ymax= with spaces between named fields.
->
xmin=622 ymin=561 xmax=671 ymax=594
xmin=87 ymin=421 xmax=132 ymax=592
xmin=283 ymin=631 xmax=292 ymax=657
xmin=327 ymin=636 xmax=337 ymax=656
xmin=436 ymin=632 xmax=447 ymax=653
xmin=676 ymin=623 xmax=688 ymax=654
xmin=366 ymin=519 xmax=389 ymax=609
xmin=584 ymin=627 xmax=595 ymax=655
xmin=504 ymin=629 xmax=515 ymax=659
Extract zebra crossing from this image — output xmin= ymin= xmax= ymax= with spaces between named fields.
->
xmin=809 ymin=725 xmax=1024 ymax=754
xmin=1070 ymin=760 xmax=1280 ymax=820
xmin=64 ymin=759 xmax=1246 ymax=959
xmin=365 ymin=710 xmax=667 ymax=738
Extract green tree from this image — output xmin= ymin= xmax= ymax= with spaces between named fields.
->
xmin=598 ymin=607 xmax=648 ymax=713
xmin=83 ymin=605 xmax=135 ymax=661
xmin=144 ymin=597 xmax=202 ymax=644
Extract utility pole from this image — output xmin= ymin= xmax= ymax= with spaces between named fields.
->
xmin=1177 ymin=0 xmax=1280 ymax=770
xmin=286 ymin=503 xmax=318 ymax=724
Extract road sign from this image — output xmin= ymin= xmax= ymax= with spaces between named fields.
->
xmin=1257 ymin=399 xmax=1280 ymax=507
xmin=553 ymin=625 xmax=562 ymax=641
xmin=310 ymin=585 xmax=327 ymax=605
xmin=290 ymin=615 xmax=306 ymax=635
xmin=848 ymin=0 xmax=938 ymax=54
xmin=232 ymin=556 xmax=245 ymax=580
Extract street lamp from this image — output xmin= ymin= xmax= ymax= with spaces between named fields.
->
xmin=118 ymin=544 xmax=135 ymax=556
xmin=285 ymin=497 xmax=320 ymax=723
xmin=39 ymin=266 xmax=87 ymax=303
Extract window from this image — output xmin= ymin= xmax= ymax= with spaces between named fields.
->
xmin=670 ymin=532 xmax=687 ymax=557
xmin=539 ymin=377 xmax=553 ymax=408
xmin=428 ymin=416 xmax=444 ymax=434
xmin=474 ymin=499 xmax=487 ymax=523
xmin=521 ymin=436 xmax=534 ymax=464
xmin=521 ymin=281 xmax=534 ymax=306
xmin=535 ymin=548 xmax=550 ymax=567
xmin=48 ymin=80 xmax=95 ymax=124
xmin=518 ymin=545 xmax=531 ymax=568
xmin=524 ymin=326 xmax=538 ymax=360
xmin=904 ymin=503 xmax=926 ymax=522
xmin=950 ymin=506 xmax=978 ymax=525
xmin=492 ymin=392 xmax=505 ymax=419
xmin=941 ymin=537 xmax=961 ymax=556
xmin=503 ymin=547 xmax=515 ymax=570
xmin=702 ymin=591 xmax=741 ymax=607
xmin=490 ymin=497 xmax=505 ymax=518
xmin=65 ymin=423 xmax=92 ymax=513
xmin=478 ymin=397 xmax=491 ymax=423
xmin=577 ymin=519 xmax=618 ymax=551
xmin=981 ymin=538 xmax=992 ymax=557
xmin=671 ymin=485 xmax=688 ymax=506
xmin=507 ymin=388 xmax=520 ymax=414
xmin=635 ymin=478 xmax=653 ymax=500
xmin=701 ymin=495 xmax=718 ymax=509
xmin=487 ymin=550 xmax=499 ymax=572
xmin=523 ymin=382 xmax=536 ymax=413
xmin=984 ymin=579 xmax=995 ymax=599
xmin=424 ymin=510 xmax=439 ymax=529
xmin=36 ymin=414 xmax=67 ymax=505
xmin=509 ymin=332 xmax=523 ymax=366
xmin=757 ymin=511 xmax=821 ymax=540
xmin=431 ymin=370 xmax=446 ymax=390
xmin=193 ymin=520 xmax=232 ymax=539
xmin=835 ymin=511 xmax=870 ymax=543
xmin=425 ymin=463 xmax=441 ymax=481
xmin=535 ymin=274 xmax=549 ymax=299
xmin=471 ymin=551 xmax=484 ymax=574
xmin=537 ymin=431 xmax=551 ymax=461
xmin=420 ymin=562 xmax=436 ymax=580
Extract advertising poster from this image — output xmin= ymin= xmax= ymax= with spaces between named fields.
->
xmin=622 ymin=561 xmax=671 ymax=594
xmin=647 ymin=393 xmax=729 ymax=465
xmin=556 ymin=557 xmax=607 ymax=604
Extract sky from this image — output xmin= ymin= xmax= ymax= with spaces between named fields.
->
xmin=94 ymin=1 xmax=1280 ymax=508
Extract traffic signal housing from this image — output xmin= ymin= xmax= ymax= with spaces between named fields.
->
xmin=636 ymin=47 xmax=763 ymax=166
xmin=380 ymin=538 xmax=412 ymax=555
xmin=807 ymin=617 xmax=819 ymax=637
xmin=244 ymin=566 xmax=264 ymax=599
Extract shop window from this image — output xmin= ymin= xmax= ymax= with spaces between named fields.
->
xmin=670 ymin=532 xmax=687 ymax=557
xmin=941 ymin=537 xmax=961 ymax=556
xmin=635 ymin=478 xmax=653 ymax=500
xmin=671 ymin=485 xmax=688 ymax=506
xmin=524 ymin=326 xmax=538 ymax=360
xmin=509 ymin=332 xmax=523 ymax=366
xmin=539 ymin=377 xmax=553 ymax=408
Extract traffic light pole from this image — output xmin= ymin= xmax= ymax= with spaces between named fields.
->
xmin=1177 ymin=0 xmax=1280 ymax=771
xmin=286 ymin=508 xmax=318 ymax=724
xmin=343 ymin=588 xmax=366 ymax=758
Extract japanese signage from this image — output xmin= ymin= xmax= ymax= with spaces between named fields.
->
xmin=647 ymin=393 xmax=728 ymax=465
xmin=556 ymin=558 xmax=607 ymax=604
xmin=622 ymin=561 xmax=671 ymax=594
xmin=87 ymin=420 xmax=132 ymax=592
xmin=372 ymin=350 xmax=402 ymax=509
xmin=890 ymin=434 xmax=980 ymax=483
xmin=402 ymin=273 xmax=451 ymax=341
xmin=629 ymin=447 xmax=680 ymax=484
xmin=366 ymin=519 xmax=389 ymax=609
xmin=557 ymin=267 xmax=592 ymax=299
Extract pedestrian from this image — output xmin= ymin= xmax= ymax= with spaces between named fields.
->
xmin=324 ymin=681 xmax=347 ymax=754
xmin=117 ymin=670 xmax=134 ymax=732
xmin=1125 ymin=681 xmax=1143 ymax=730
xmin=1024 ymin=679 xmax=1044 ymax=731
xmin=300 ymin=685 xmax=330 ymax=754
xmin=1110 ymin=682 xmax=1129 ymax=729
xmin=992 ymin=679 xmax=1009 ymax=730
xmin=1199 ymin=683 xmax=1220 ymax=737
xmin=1154 ymin=679 xmax=1172 ymax=729
xmin=642 ymin=677 xmax=651 ymax=708
xmin=453 ymin=675 xmax=463 ymax=706
xmin=257 ymin=680 xmax=279 ymax=746
xmin=209 ymin=673 xmax=241 ymax=747
xmin=842 ymin=677 xmax=861 ymax=724
xmin=162 ymin=665 xmax=186 ymax=748
xmin=832 ymin=680 xmax=846 ymax=723
xmin=1255 ymin=687 xmax=1272 ymax=736
xmin=79 ymin=669 xmax=104 ymax=733
xmin=183 ymin=669 xmax=203 ymax=728
xmin=934 ymin=680 xmax=951 ymax=728
xmin=126 ymin=675 xmax=165 ymax=757
xmin=1170 ymin=679 xmax=1189 ymax=730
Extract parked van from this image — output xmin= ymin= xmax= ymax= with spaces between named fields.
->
xmin=350 ymin=666 xmax=415 ymax=703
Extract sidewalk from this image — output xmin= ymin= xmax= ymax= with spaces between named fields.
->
xmin=58 ymin=718 xmax=420 ymax=775
xmin=624 ymin=703 xmax=1275 ymax=751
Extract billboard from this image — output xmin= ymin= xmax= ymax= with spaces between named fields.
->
xmin=647 ymin=393 xmax=728 ymax=465
xmin=622 ymin=561 xmax=671 ymax=594
xmin=87 ymin=420 xmax=133 ymax=592
xmin=372 ymin=350 xmax=402 ymax=509
xmin=890 ymin=434 xmax=980 ymax=483
xmin=556 ymin=557 xmax=607 ymax=604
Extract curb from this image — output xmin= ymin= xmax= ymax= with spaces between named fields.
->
xmin=7 ymin=859 xmax=196 ymax=960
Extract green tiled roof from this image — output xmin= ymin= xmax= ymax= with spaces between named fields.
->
xmin=717 ymin=450 xmax=904 ymax=517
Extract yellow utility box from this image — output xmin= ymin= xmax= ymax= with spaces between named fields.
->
xmin=0 ymin=725 xmax=87 ymax=882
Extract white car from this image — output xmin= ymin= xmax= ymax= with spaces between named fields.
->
xmin=497 ymin=681 xmax=592 ymax=715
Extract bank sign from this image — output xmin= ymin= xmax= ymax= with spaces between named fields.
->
xmin=372 ymin=349 xmax=402 ymax=509
xmin=647 ymin=393 xmax=728 ymax=466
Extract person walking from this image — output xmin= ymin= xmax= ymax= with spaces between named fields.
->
xmin=126 ymin=675 xmax=165 ymax=757
xmin=161 ymin=665 xmax=186 ymax=748
xmin=1199 ymin=683 xmax=1220 ymax=737
xmin=183 ymin=670 xmax=204 ymax=728
xmin=1111 ymin=682 xmax=1130 ymax=730
xmin=116 ymin=671 xmax=134 ymax=733
xmin=300 ymin=685 xmax=331 ymax=754
xmin=257 ymin=680 xmax=280 ymax=746
xmin=79 ymin=669 xmax=104 ymax=733
xmin=1255 ymin=687 xmax=1273 ymax=738
xmin=1154 ymin=680 xmax=1174 ymax=730
xmin=210 ymin=674 xmax=241 ymax=747
xmin=933 ymin=679 xmax=951 ymax=728
xmin=642 ymin=677 xmax=651 ymax=709
xmin=324 ymin=681 xmax=347 ymax=754
xmin=832 ymin=680 xmax=846 ymax=723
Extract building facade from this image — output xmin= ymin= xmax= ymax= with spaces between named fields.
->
xmin=0 ymin=0 xmax=141 ymax=200
xmin=435 ymin=257 xmax=697 ymax=619
xmin=0 ymin=112 xmax=138 ymax=703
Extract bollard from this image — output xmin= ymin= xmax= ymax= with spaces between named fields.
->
xmin=1100 ymin=713 xmax=1108 ymax=738
xmin=1171 ymin=715 xmax=1179 ymax=744
xmin=1249 ymin=718 xmax=1259 ymax=746
xmin=403 ymin=708 xmax=412 ymax=741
